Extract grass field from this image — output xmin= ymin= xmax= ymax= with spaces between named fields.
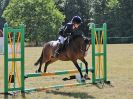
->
xmin=0 ymin=44 xmax=133 ymax=99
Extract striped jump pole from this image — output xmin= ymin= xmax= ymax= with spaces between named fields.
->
xmin=25 ymin=68 xmax=93 ymax=78
xmin=25 ymin=82 xmax=90 ymax=92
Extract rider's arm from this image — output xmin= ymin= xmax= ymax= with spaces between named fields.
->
xmin=63 ymin=24 xmax=73 ymax=37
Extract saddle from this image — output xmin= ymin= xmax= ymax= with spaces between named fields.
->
xmin=61 ymin=36 xmax=71 ymax=51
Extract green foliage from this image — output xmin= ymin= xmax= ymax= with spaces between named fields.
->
xmin=3 ymin=0 xmax=64 ymax=45
xmin=64 ymin=0 xmax=92 ymax=21
xmin=0 ymin=0 xmax=10 ymax=30
xmin=105 ymin=0 xmax=133 ymax=43
xmin=63 ymin=0 xmax=93 ymax=37
xmin=107 ymin=0 xmax=119 ymax=9
xmin=0 ymin=0 xmax=10 ymax=16
xmin=1 ymin=0 xmax=133 ymax=44
xmin=118 ymin=0 xmax=133 ymax=36
xmin=33 ymin=0 xmax=133 ymax=43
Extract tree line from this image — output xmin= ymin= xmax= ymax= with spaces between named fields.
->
xmin=0 ymin=0 xmax=133 ymax=45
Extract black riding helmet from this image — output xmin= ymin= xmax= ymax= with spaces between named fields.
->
xmin=71 ymin=16 xmax=82 ymax=24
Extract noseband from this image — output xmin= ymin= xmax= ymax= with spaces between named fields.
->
xmin=80 ymin=38 xmax=91 ymax=52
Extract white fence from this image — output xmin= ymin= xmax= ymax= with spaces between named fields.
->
xmin=0 ymin=37 xmax=4 ymax=54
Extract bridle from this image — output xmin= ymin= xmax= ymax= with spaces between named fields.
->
xmin=80 ymin=40 xmax=90 ymax=52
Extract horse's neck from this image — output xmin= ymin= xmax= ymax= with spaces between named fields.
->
xmin=71 ymin=37 xmax=83 ymax=46
xmin=68 ymin=37 xmax=84 ymax=51
xmin=58 ymin=37 xmax=85 ymax=60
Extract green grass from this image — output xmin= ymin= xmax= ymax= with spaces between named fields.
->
xmin=0 ymin=44 xmax=133 ymax=99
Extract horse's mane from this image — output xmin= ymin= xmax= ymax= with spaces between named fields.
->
xmin=71 ymin=35 xmax=83 ymax=41
xmin=71 ymin=35 xmax=91 ymax=43
xmin=68 ymin=35 xmax=90 ymax=47
xmin=66 ymin=35 xmax=84 ymax=48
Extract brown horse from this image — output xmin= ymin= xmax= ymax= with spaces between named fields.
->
xmin=34 ymin=35 xmax=91 ymax=81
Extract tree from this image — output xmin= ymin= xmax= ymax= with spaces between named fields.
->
xmin=104 ymin=0 xmax=133 ymax=43
xmin=0 ymin=0 xmax=10 ymax=16
xmin=0 ymin=0 xmax=10 ymax=29
xmin=3 ymin=0 xmax=64 ymax=45
xmin=63 ymin=0 xmax=93 ymax=37
xmin=118 ymin=0 xmax=133 ymax=36
xmin=92 ymin=0 xmax=107 ymax=24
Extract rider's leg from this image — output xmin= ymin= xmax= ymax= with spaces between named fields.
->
xmin=54 ymin=36 xmax=66 ymax=57
xmin=56 ymin=43 xmax=63 ymax=53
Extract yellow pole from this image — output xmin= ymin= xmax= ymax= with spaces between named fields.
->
xmin=95 ymin=32 xmax=99 ymax=78
xmin=8 ymin=32 xmax=15 ymax=87
xmin=99 ymin=31 xmax=104 ymax=78
xmin=15 ymin=32 xmax=21 ymax=87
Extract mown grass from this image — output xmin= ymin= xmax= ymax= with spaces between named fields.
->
xmin=0 ymin=44 xmax=133 ymax=99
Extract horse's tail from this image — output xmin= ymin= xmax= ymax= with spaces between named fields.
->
xmin=34 ymin=51 xmax=43 ymax=66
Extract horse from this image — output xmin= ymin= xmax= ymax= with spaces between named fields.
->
xmin=34 ymin=35 xmax=91 ymax=81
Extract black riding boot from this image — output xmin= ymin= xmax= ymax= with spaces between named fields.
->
xmin=54 ymin=43 xmax=63 ymax=57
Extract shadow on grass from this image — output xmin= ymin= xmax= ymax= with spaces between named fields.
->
xmin=0 ymin=92 xmax=27 ymax=99
xmin=46 ymin=90 xmax=95 ymax=99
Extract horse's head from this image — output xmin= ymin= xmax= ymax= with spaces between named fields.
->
xmin=83 ymin=37 xmax=91 ymax=51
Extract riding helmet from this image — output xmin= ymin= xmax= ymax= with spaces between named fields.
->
xmin=71 ymin=16 xmax=82 ymax=24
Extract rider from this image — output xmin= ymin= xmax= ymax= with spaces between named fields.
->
xmin=54 ymin=16 xmax=82 ymax=57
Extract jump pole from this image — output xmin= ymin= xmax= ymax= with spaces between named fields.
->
xmin=25 ymin=82 xmax=90 ymax=92
xmin=25 ymin=68 xmax=93 ymax=78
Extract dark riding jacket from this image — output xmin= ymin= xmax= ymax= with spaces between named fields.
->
xmin=59 ymin=23 xmax=76 ymax=38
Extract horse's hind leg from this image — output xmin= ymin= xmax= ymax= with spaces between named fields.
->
xmin=72 ymin=60 xmax=84 ymax=80
xmin=44 ymin=61 xmax=51 ymax=72
xmin=44 ymin=59 xmax=57 ymax=72
xmin=36 ymin=62 xmax=43 ymax=73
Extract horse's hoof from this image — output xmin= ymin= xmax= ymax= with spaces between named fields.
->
xmin=81 ymin=78 xmax=86 ymax=83
xmin=84 ymin=74 xmax=88 ymax=78
xmin=84 ymin=74 xmax=91 ymax=80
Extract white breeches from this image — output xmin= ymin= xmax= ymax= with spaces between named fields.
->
xmin=58 ymin=36 xmax=67 ymax=44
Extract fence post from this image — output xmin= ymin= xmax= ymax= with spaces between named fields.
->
xmin=103 ymin=23 xmax=107 ymax=82
xmin=20 ymin=24 xmax=25 ymax=92
xmin=4 ymin=23 xmax=8 ymax=94
xmin=90 ymin=23 xmax=96 ymax=83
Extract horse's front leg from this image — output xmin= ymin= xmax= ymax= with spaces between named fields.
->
xmin=80 ymin=58 xmax=88 ymax=74
xmin=80 ymin=58 xmax=90 ymax=79
xmin=72 ymin=60 xmax=85 ymax=82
